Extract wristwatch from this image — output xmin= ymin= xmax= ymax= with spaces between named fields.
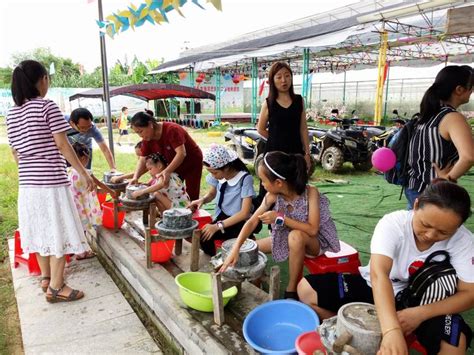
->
xmin=274 ymin=212 xmax=285 ymax=227
xmin=217 ymin=221 xmax=225 ymax=233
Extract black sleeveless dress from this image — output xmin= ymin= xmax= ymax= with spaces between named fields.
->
xmin=265 ymin=95 xmax=304 ymax=155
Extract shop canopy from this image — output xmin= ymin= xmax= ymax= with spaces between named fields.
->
xmin=69 ymin=83 xmax=216 ymax=102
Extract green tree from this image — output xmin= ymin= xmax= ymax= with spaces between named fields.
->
xmin=0 ymin=67 xmax=13 ymax=87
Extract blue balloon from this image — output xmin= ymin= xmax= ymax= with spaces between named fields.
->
xmin=224 ymin=73 xmax=232 ymax=80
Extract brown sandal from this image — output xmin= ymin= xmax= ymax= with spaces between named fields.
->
xmin=75 ymin=250 xmax=96 ymax=260
xmin=46 ymin=284 xmax=84 ymax=303
xmin=40 ymin=277 xmax=51 ymax=293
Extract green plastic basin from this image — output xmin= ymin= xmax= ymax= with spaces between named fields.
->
xmin=175 ymin=272 xmax=238 ymax=312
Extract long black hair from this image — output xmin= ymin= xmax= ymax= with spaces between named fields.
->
xmin=131 ymin=111 xmax=156 ymax=128
xmin=267 ymin=61 xmax=296 ymax=107
xmin=260 ymin=151 xmax=308 ymax=195
xmin=417 ymin=179 xmax=471 ymax=224
xmin=419 ymin=65 xmax=473 ymax=123
xmin=11 ymin=60 xmax=48 ymax=106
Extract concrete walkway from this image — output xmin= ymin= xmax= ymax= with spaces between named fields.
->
xmin=8 ymin=239 xmax=161 ymax=355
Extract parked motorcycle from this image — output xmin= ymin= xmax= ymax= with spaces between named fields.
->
xmin=224 ymin=126 xmax=322 ymax=176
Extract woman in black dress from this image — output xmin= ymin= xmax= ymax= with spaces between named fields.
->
xmin=256 ymin=61 xmax=310 ymax=198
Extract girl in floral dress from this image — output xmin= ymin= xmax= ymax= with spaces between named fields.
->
xmin=69 ymin=142 xmax=115 ymax=259
xmin=221 ymin=151 xmax=340 ymax=300
xmin=131 ymin=153 xmax=190 ymax=213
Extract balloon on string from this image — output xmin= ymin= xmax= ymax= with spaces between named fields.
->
xmin=224 ymin=73 xmax=232 ymax=80
xmin=178 ymin=72 xmax=187 ymax=80
xmin=371 ymin=147 xmax=396 ymax=172
xmin=196 ymin=76 xmax=203 ymax=83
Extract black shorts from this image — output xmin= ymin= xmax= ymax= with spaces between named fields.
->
xmin=416 ymin=314 xmax=472 ymax=354
xmin=304 ymin=273 xmax=374 ymax=313
xmin=305 ymin=273 xmax=472 ymax=353
xmin=119 ymin=129 xmax=129 ymax=135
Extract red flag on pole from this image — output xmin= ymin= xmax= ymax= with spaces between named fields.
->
xmin=383 ymin=62 xmax=390 ymax=84
xmin=258 ymin=79 xmax=266 ymax=96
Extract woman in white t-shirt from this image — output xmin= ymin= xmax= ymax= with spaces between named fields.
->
xmin=297 ymin=180 xmax=473 ymax=355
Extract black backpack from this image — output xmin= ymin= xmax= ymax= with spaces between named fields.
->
xmin=384 ymin=118 xmax=418 ymax=187
xmin=395 ymin=250 xmax=457 ymax=310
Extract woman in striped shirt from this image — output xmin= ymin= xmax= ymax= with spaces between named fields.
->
xmin=7 ymin=60 xmax=94 ymax=303
xmin=405 ymin=65 xmax=474 ymax=208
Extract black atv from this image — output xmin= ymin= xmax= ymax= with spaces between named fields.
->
xmin=313 ymin=118 xmax=372 ymax=172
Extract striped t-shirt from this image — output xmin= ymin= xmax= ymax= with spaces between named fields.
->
xmin=7 ymin=98 xmax=71 ymax=187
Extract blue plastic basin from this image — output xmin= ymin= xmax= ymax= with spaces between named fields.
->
xmin=243 ymin=300 xmax=320 ymax=354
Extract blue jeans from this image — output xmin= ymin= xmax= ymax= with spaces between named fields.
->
xmin=404 ymin=187 xmax=420 ymax=210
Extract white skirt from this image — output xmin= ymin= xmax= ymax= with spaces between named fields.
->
xmin=18 ymin=186 xmax=89 ymax=257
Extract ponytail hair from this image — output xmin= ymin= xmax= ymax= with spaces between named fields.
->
xmin=131 ymin=111 xmax=156 ymax=128
xmin=145 ymin=152 xmax=168 ymax=167
xmin=260 ymin=151 xmax=308 ymax=195
xmin=419 ymin=65 xmax=473 ymax=123
xmin=417 ymin=179 xmax=471 ymax=224
xmin=11 ymin=60 xmax=48 ymax=106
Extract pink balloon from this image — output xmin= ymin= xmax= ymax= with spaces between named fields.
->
xmin=371 ymin=147 xmax=396 ymax=172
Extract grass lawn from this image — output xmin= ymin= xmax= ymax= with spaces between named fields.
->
xmin=0 ymin=124 xmax=473 ymax=354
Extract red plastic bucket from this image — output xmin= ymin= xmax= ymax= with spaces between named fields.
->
xmin=295 ymin=331 xmax=326 ymax=355
xmin=102 ymin=202 xmax=125 ymax=229
xmin=150 ymin=230 xmax=175 ymax=263
xmin=97 ymin=191 xmax=108 ymax=208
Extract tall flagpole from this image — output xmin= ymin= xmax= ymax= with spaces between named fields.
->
xmin=98 ymin=0 xmax=115 ymax=158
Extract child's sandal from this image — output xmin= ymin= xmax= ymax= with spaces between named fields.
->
xmin=40 ymin=277 xmax=51 ymax=293
xmin=46 ymin=284 xmax=84 ymax=303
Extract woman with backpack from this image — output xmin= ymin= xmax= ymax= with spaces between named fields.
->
xmin=405 ymin=65 xmax=473 ymax=208
xmin=298 ymin=180 xmax=473 ymax=355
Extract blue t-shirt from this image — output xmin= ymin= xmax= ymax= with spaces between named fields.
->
xmin=64 ymin=114 xmax=104 ymax=150
xmin=206 ymin=171 xmax=255 ymax=217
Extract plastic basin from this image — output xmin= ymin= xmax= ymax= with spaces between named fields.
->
xmin=243 ymin=300 xmax=320 ymax=354
xmin=102 ymin=202 xmax=125 ymax=229
xmin=295 ymin=331 xmax=326 ymax=355
xmin=175 ymin=272 xmax=238 ymax=312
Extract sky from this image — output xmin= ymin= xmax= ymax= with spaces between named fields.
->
xmin=0 ymin=0 xmax=358 ymax=71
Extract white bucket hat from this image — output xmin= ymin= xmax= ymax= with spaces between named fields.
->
xmin=203 ymin=144 xmax=239 ymax=169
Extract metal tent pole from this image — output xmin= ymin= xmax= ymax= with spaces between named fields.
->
xmin=215 ymin=67 xmax=222 ymax=123
xmin=342 ymin=70 xmax=347 ymax=106
xmin=383 ymin=61 xmax=391 ymax=124
xmin=98 ymin=0 xmax=114 ymax=157
xmin=251 ymin=58 xmax=258 ymax=124
xmin=302 ymin=48 xmax=310 ymax=104
xmin=374 ymin=29 xmax=388 ymax=125
xmin=189 ymin=67 xmax=195 ymax=118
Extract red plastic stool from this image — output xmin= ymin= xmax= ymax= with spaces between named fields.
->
xmin=192 ymin=208 xmax=212 ymax=229
xmin=14 ymin=229 xmax=71 ymax=276
xmin=406 ymin=334 xmax=427 ymax=355
xmin=13 ymin=229 xmax=41 ymax=276
xmin=214 ymin=239 xmax=224 ymax=250
xmin=304 ymin=241 xmax=361 ymax=275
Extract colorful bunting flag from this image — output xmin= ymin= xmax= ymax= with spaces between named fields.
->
xmin=97 ymin=0 xmax=222 ymax=38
